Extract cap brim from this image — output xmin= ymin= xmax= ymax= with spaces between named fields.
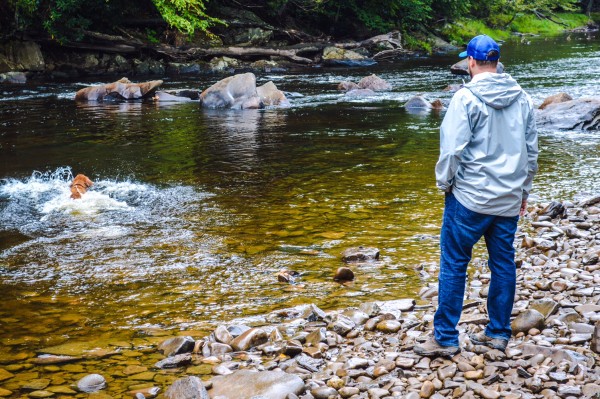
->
xmin=458 ymin=50 xmax=468 ymax=58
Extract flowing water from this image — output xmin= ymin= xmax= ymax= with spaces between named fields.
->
xmin=0 ymin=33 xmax=599 ymax=394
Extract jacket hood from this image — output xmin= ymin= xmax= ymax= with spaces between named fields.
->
xmin=464 ymin=73 xmax=523 ymax=110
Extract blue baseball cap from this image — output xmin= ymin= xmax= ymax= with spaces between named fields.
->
xmin=458 ymin=34 xmax=500 ymax=61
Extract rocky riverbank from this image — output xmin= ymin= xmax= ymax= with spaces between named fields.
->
xmin=2 ymin=194 xmax=599 ymax=399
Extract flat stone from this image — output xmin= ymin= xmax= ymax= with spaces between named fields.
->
xmin=210 ymin=370 xmax=304 ymax=399
xmin=123 ymin=365 xmax=148 ymax=376
xmin=376 ymin=320 xmax=402 ymax=333
xmin=530 ymin=299 xmax=558 ymax=318
xmin=420 ymin=380 xmax=435 ymax=398
xmin=129 ymin=372 xmax=156 ymax=381
xmin=28 ymin=391 xmax=54 ymax=398
xmin=511 ymin=309 xmax=545 ymax=334
xmin=311 ymin=386 xmax=338 ymax=399
xmin=154 ymin=354 xmax=192 ymax=369
xmin=557 ymin=385 xmax=581 ymax=397
xmin=0 ymin=388 xmax=12 ymax=397
xmin=22 ymin=380 xmax=51 ymax=391
xmin=46 ymin=386 xmax=77 ymax=394
xmin=0 ymin=369 xmax=14 ymax=382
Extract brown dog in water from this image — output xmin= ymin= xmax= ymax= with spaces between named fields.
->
xmin=70 ymin=174 xmax=93 ymax=199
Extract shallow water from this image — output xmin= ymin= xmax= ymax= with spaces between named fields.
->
xmin=0 ymin=33 xmax=599 ymax=391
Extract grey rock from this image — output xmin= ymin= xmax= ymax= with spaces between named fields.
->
xmin=357 ymin=74 xmax=391 ymax=91
xmin=341 ymin=246 xmax=379 ymax=262
xmin=530 ymin=299 xmax=558 ymax=319
xmin=165 ymin=376 xmax=209 ymax=399
xmin=154 ymin=353 xmax=192 ymax=369
xmin=511 ymin=309 xmax=545 ymax=334
xmin=77 ymin=374 xmax=106 ymax=393
xmin=329 ymin=314 xmax=356 ymax=336
xmin=536 ymin=97 xmax=600 ymax=130
xmin=158 ymin=336 xmax=195 ymax=357
xmin=230 ymin=328 xmax=268 ymax=351
xmin=200 ymin=73 xmax=262 ymax=109
xmin=450 ymin=58 xmax=504 ymax=75
xmin=210 ymin=370 xmax=304 ymax=399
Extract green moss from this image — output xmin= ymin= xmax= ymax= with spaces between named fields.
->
xmin=403 ymin=34 xmax=433 ymax=54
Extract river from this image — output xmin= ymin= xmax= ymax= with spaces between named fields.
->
xmin=0 ymin=32 xmax=599 ymax=394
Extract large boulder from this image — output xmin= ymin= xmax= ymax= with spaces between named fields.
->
xmin=0 ymin=72 xmax=27 ymax=84
xmin=358 ymin=74 xmax=391 ymax=91
xmin=209 ymin=370 xmax=304 ymax=399
xmin=74 ymin=78 xmax=163 ymax=101
xmin=256 ymin=81 xmax=289 ymax=106
xmin=539 ymin=92 xmax=573 ymax=109
xmin=0 ymin=41 xmax=45 ymax=72
xmin=200 ymin=72 xmax=262 ymax=109
xmin=535 ymin=97 xmax=600 ymax=130
xmin=450 ymin=58 xmax=504 ymax=76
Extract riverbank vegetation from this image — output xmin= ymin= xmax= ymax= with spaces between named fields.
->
xmin=1 ymin=0 xmax=597 ymax=52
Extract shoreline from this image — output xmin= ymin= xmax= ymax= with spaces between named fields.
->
xmin=2 ymin=194 xmax=599 ymax=398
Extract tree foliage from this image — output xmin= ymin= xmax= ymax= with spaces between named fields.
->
xmin=0 ymin=0 xmax=587 ymax=42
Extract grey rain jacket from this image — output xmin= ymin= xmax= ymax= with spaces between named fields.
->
xmin=435 ymin=72 xmax=538 ymax=217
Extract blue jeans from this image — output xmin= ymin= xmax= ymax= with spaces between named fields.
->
xmin=434 ymin=193 xmax=519 ymax=347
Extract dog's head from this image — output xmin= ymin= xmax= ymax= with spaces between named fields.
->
xmin=73 ymin=174 xmax=93 ymax=188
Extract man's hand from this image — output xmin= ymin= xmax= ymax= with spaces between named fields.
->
xmin=520 ymin=199 xmax=527 ymax=216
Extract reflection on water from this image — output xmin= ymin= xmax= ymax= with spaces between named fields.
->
xmin=0 ymin=34 xmax=599 ymax=368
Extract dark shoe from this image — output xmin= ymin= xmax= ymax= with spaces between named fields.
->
xmin=469 ymin=331 xmax=508 ymax=351
xmin=414 ymin=337 xmax=460 ymax=357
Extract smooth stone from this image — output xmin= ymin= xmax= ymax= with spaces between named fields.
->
xmin=158 ymin=336 xmax=195 ymax=357
xmin=230 ymin=328 xmax=268 ymax=351
xmin=77 ymin=374 xmax=106 ymax=393
xmin=530 ymin=299 xmax=559 ymax=318
xmin=0 ymin=389 xmax=12 ymax=397
xmin=339 ymin=387 xmax=360 ymax=398
xmin=420 ymin=380 xmax=435 ymax=398
xmin=22 ymin=380 xmax=51 ymax=391
xmin=0 ymin=369 xmax=15 ymax=381
xmin=123 ymin=365 xmax=148 ymax=376
xmin=210 ymin=370 xmax=304 ymax=399
xmin=165 ymin=376 xmax=209 ymax=399
xmin=214 ymin=326 xmax=233 ymax=345
xmin=344 ymin=357 xmax=369 ymax=369
xmin=154 ymin=354 xmax=192 ymax=369
xmin=511 ymin=309 xmax=545 ymax=334
xmin=557 ymin=385 xmax=581 ymax=396
xmin=438 ymin=364 xmax=457 ymax=380
xmin=334 ymin=267 xmax=355 ymax=281
xmin=376 ymin=320 xmax=402 ymax=333
xmin=28 ymin=391 xmax=54 ymax=398
xmin=311 ymin=386 xmax=338 ymax=399
xmin=342 ymin=310 xmax=370 ymax=326
xmin=396 ymin=357 xmax=416 ymax=368
xmin=341 ymin=246 xmax=379 ymax=262
xmin=47 ymin=386 xmax=77 ymax=394
xmin=128 ymin=387 xmax=161 ymax=398
xmin=465 ymin=370 xmax=484 ymax=380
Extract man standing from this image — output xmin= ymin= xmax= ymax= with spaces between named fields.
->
xmin=414 ymin=35 xmax=538 ymax=357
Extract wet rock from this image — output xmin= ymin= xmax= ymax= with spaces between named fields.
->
xmin=0 ymin=72 xmax=26 ymax=84
xmin=536 ymin=97 xmax=600 ymax=130
xmin=22 ymin=379 xmax=50 ymax=391
xmin=154 ymin=353 xmax=192 ymax=369
xmin=0 ymin=40 xmax=45 ymax=71
xmin=230 ymin=328 xmax=268 ymax=351
xmin=342 ymin=309 xmax=369 ymax=325
xmin=329 ymin=314 xmax=356 ymax=336
xmin=208 ymin=56 xmax=240 ymax=73
xmin=334 ymin=267 xmax=354 ymax=281
xmin=0 ymin=369 xmax=14 ymax=382
xmin=256 ymin=81 xmax=289 ymax=107
xmin=376 ymin=319 xmax=401 ymax=333
xmin=210 ymin=370 xmax=304 ymax=399
xmin=338 ymin=81 xmax=359 ymax=92
xmin=75 ymin=77 xmax=163 ymax=101
xmin=404 ymin=95 xmax=433 ymax=110
xmin=200 ymin=73 xmax=262 ymax=109
xmin=539 ymin=92 xmax=573 ymax=110
xmin=357 ymin=74 xmax=391 ymax=91
xmin=158 ymin=336 xmax=195 ymax=357
xmin=77 ymin=374 xmax=106 ymax=393
xmin=541 ymin=201 xmax=566 ymax=218
xmin=154 ymin=91 xmax=199 ymax=103
xmin=341 ymin=246 xmax=379 ymax=262
xmin=214 ymin=325 xmax=233 ymax=344
xmin=322 ymin=47 xmax=375 ymax=66
xmin=277 ymin=269 xmax=298 ymax=283
xmin=165 ymin=376 xmax=209 ymax=399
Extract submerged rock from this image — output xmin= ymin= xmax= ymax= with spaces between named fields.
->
xmin=334 ymin=267 xmax=354 ymax=281
xmin=341 ymin=246 xmax=379 ymax=262
xmin=76 ymin=374 xmax=106 ymax=393
xmin=357 ymin=74 xmax=391 ymax=91
xmin=158 ymin=336 xmax=195 ymax=357
xmin=256 ymin=81 xmax=289 ymax=106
